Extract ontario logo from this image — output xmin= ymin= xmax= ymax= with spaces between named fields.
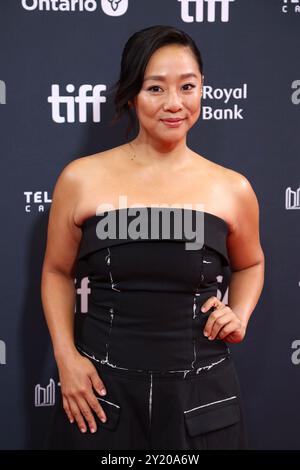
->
xmin=21 ymin=0 xmax=129 ymax=15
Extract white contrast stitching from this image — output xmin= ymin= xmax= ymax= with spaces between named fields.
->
xmin=96 ymin=397 xmax=120 ymax=409
xmin=184 ymin=395 xmax=237 ymax=414
xmin=76 ymin=345 xmax=230 ymax=378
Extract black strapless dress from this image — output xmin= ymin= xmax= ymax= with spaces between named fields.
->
xmin=44 ymin=207 xmax=249 ymax=450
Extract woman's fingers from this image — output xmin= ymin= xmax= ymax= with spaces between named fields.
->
xmin=204 ymin=309 xmax=232 ymax=340
xmin=67 ymin=396 xmax=89 ymax=433
xmin=201 ymin=296 xmax=221 ymax=313
xmin=64 ymin=388 xmax=108 ymax=434
xmin=202 ymin=299 xmax=243 ymax=341
xmin=76 ymin=395 xmax=99 ymax=433
xmin=87 ymin=369 xmax=108 ymax=426
xmin=90 ymin=369 xmax=107 ymax=397
xmin=59 ymin=355 xmax=110 ymax=434
xmin=217 ymin=322 xmax=238 ymax=340
xmin=62 ymin=395 xmax=74 ymax=424
xmin=86 ymin=391 xmax=107 ymax=427
xmin=201 ymin=297 xmax=231 ymax=340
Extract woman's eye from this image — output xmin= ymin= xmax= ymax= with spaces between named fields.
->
xmin=148 ymin=85 xmax=161 ymax=92
xmin=147 ymin=83 xmax=196 ymax=93
xmin=183 ymin=83 xmax=196 ymax=91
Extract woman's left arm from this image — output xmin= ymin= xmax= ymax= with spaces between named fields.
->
xmin=202 ymin=172 xmax=265 ymax=343
xmin=226 ymin=172 xmax=265 ymax=331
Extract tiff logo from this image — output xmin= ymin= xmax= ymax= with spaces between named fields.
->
xmin=35 ymin=378 xmax=55 ymax=406
xmin=178 ymin=0 xmax=235 ymax=22
xmin=0 ymin=80 xmax=6 ymax=104
xmin=76 ymin=277 xmax=91 ymax=314
xmin=0 ymin=340 xmax=6 ymax=365
xmin=47 ymin=84 xmax=107 ymax=123
xmin=282 ymin=0 xmax=300 ymax=13
xmin=285 ymin=186 xmax=300 ymax=209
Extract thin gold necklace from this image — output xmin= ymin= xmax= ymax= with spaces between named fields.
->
xmin=128 ymin=141 xmax=137 ymax=161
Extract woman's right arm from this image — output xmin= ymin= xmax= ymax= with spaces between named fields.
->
xmin=41 ymin=159 xmax=107 ymax=434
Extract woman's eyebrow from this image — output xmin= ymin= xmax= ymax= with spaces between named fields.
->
xmin=144 ymin=72 xmax=198 ymax=82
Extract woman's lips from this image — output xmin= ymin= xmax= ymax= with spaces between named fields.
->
xmin=161 ymin=118 xmax=185 ymax=127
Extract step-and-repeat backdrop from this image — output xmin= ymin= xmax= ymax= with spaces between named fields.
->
xmin=0 ymin=0 xmax=299 ymax=450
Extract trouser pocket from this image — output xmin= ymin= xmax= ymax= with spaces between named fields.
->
xmin=182 ymin=358 xmax=248 ymax=450
xmin=184 ymin=395 xmax=241 ymax=450
xmin=94 ymin=394 xmax=121 ymax=431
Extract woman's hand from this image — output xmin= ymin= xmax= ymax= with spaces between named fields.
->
xmin=201 ymin=296 xmax=247 ymax=344
xmin=56 ymin=351 xmax=108 ymax=434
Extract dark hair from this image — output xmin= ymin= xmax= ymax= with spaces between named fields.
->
xmin=109 ymin=25 xmax=204 ymax=139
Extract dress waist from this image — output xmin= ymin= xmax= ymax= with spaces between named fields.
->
xmin=75 ymin=285 xmax=230 ymax=374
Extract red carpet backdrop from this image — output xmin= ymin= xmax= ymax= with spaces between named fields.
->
xmin=0 ymin=0 xmax=299 ymax=450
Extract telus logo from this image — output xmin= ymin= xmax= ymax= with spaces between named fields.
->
xmin=24 ymin=190 xmax=52 ymax=214
xmin=47 ymin=84 xmax=107 ymax=123
xmin=282 ymin=0 xmax=300 ymax=13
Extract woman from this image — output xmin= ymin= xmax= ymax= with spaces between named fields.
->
xmin=41 ymin=25 xmax=265 ymax=450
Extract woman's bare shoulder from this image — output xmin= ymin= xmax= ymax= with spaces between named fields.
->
xmin=67 ymin=148 xmax=115 ymax=170
xmin=206 ymin=159 xmax=256 ymax=208
xmin=66 ymin=145 xmax=126 ymax=177
xmin=193 ymin=151 xmax=250 ymax=187
xmin=222 ymin=165 xmax=255 ymax=193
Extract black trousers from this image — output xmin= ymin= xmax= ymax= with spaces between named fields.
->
xmin=44 ymin=352 xmax=249 ymax=450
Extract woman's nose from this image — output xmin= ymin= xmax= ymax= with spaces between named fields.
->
xmin=163 ymin=92 xmax=183 ymax=111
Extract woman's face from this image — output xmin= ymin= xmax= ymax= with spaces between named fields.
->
xmin=132 ymin=44 xmax=203 ymax=144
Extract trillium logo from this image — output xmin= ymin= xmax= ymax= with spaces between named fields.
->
xmin=101 ymin=0 xmax=128 ymax=15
